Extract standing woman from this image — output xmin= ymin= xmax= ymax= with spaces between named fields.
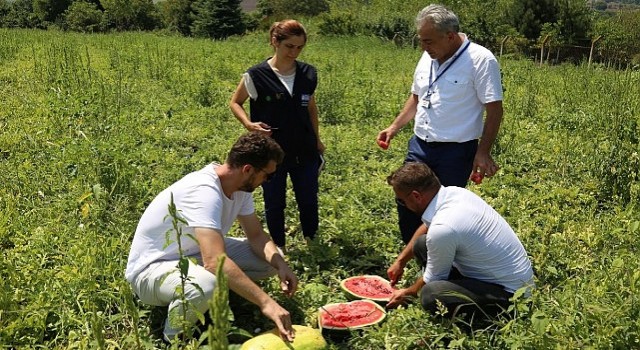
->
xmin=230 ymin=20 xmax=325 ymax=251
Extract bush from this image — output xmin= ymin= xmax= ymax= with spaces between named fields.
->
xmin=367 ymin=16 xmax=412 ymax=41
xmin=191 ymin=0 xmax=246 ymax=39
xmin=318 ymin=11 xmax=361 ymax=36
xmin=64 ymin=1 xmax=104 ymax=33
xmin=158 ymin=0 xmax=193 ymax=36
xmin=3 ymin=0 xmax=40 ymax=28
xmin=101 ymin=0 xmax=160 ymax=31
xmin=256 ymin=0 xmax=329 ymax=17
xmin=0 ymin=0 xmax=10 ymax=26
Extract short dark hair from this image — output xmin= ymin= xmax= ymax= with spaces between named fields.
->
xmin=227 ymin=132 xmax=284 ymax=169
xmin=387 ymin=162 xmax=441 ymax=193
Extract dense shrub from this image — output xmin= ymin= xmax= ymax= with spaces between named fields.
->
xmin=101 ymin=0 xmax=160 ymax=31
xmin=257 ymin=0 xmax=329 ymax=17
xmin=33 ymin=0 xmax=72 ymax=26
xmin=158 ymin=0 xmax=194 ymax=36
xmin=318 ymin=11 xmax=361 ymax=36
xmin=0 ymin=0 xmax=9 ymax=26
xmin=64 ymin=1 xmax=104 ymax=33
xmin=2 ymin=0 xmax=40 ymax=28
xmin=191 ymin=0 xmax=246 ymax=39
xmin=366 ymin=16 xmax=413 ymax=41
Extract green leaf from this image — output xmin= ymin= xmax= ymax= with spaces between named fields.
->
xmin=546 ymin=265 xmax=558 ymax=275
xmin=178 ymin=257 xmax=190 ymax=276
xmin=612 ymin=258 xmax=624 ymax=269
xmin=531 ymin=310 xmax=550 ymax=335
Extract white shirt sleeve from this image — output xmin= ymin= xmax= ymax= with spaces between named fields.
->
xmin=474 ymin=56 xmax=503 ymax=104
xmin=237 ymin=192 xmax=255 ymax=216
xmin=423 ymin=223 xmax=458 ymax=283
xmin=180 ymin=183 xmax=223 ymax=231
xmin=243 ymin=72 xmax=258 ymax=100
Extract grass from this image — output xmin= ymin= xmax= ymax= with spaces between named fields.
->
xmin=0 ymin=27 xmax=639 ymax=349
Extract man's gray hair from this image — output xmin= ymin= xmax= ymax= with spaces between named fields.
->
xmin=416 ymin=4 xmax=459 ymax=33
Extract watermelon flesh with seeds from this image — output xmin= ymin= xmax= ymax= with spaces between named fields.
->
xmin=318 ymin=300 xmax=386 ymax=330
xmin=340 ymin=275 xmax=395 ymax=302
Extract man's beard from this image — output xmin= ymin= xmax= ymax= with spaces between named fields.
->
xmin=239 ymin=174 xmax=258 ymax=192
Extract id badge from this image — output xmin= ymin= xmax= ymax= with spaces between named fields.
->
xmin=301 ymin=94 xmax=310 ymax=107
xmin=420 ymin=91 xmax=432 ymax=109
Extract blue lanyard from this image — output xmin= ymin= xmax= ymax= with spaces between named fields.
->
xmin=427 ymin=40 xmax=471 ymax=93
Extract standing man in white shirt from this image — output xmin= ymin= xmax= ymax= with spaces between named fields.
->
xmin=125 ymin=132 xmax=298 ymax=342
xmin=377 ymin=4 xmax=505 ymax=278
xmin=385 ymin=162 xmax=534 ymax=319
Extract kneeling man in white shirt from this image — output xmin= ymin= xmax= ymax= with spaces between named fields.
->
xmin=385 ymin=162 xmax=534 ymax=319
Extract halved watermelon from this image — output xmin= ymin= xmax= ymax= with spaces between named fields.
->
xmin=318 ymin=299 xmax=386 ymax=331
xmin=340 ymin=275 xmax=394 ymax=302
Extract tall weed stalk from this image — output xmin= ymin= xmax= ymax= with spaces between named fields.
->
xmin=165 ymin=193 xmax=205 ymax=344
xmin=207 ymin=255 xmax=230 ymax=349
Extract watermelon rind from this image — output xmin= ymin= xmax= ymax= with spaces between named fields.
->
xmin=340 ymin=275 xmax=394 ymax=302
xmin=317 ymin=299 xmax=386 ymax=332
xmin=239 ymin=325 xmax=327 ymax=350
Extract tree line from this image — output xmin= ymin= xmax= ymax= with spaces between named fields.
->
xmin=0 ymin=0 xmax=639 ymax=66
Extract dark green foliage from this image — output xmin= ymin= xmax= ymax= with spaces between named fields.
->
xmin=63 ymin=1 xmax=104 ymax=33
xmin=367 ymin=16 xmax=413 ymax=41
xmin=257 ymin=0 xmax=329 ymax=17
xmin=33 ymin=0 xmax=72 ymax=26
xmin=507 ymin=0 xmax=558 ymax=40
xmin=553 ymin=0 xmax=592 ymax=42
xmin=191 ymin=0 xmax=245 ymax=39
xmin=505 ymin=0 xmax=591 ymax=44
xmin=593 ymin=0 xmax=608 ymax=10
xmin=0 ymin=0 xmax=9 ymax=26
xmin=453 ymin=0 xmax=514 ymax=49
xmin=2 ymin=0 xmax=39 ymax=28
xmin=159 ymin=0 xmax=194 ymax=35
xmin=318 ymin=11 xmax=361 ymax=36
xmin=591 ymin=10 xmax=640 ymax=66
xmin=101 ymin=0 xmax=160 ymax=31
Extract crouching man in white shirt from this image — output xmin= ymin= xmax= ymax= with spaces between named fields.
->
xmin=125 ymin=132 xmax=298 ymax=342
xmin=385 ymin=162 xmax=534 ymax=319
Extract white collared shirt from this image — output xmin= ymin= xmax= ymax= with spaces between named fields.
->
xmin=412 ymin=35 xmax=503 ymax=142
xmin=421 ymin=186 xmax=534 ymax=293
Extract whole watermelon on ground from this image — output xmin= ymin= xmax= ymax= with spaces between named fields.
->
xmin=240 ymin=325 xmax=327 ymax=350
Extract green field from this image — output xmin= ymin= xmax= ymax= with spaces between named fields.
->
xmin=1 ymin=28 xmax=639 ymax=349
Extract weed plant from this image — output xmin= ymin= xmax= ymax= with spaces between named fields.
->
xmin=0 ymin=27 xmax=639 ymax=349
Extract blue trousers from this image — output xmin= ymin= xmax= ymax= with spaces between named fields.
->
xmin=397 ymin=135 xmax=477 ymax=243
xmin=262 ymin=157 xmax=320 ymax=247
